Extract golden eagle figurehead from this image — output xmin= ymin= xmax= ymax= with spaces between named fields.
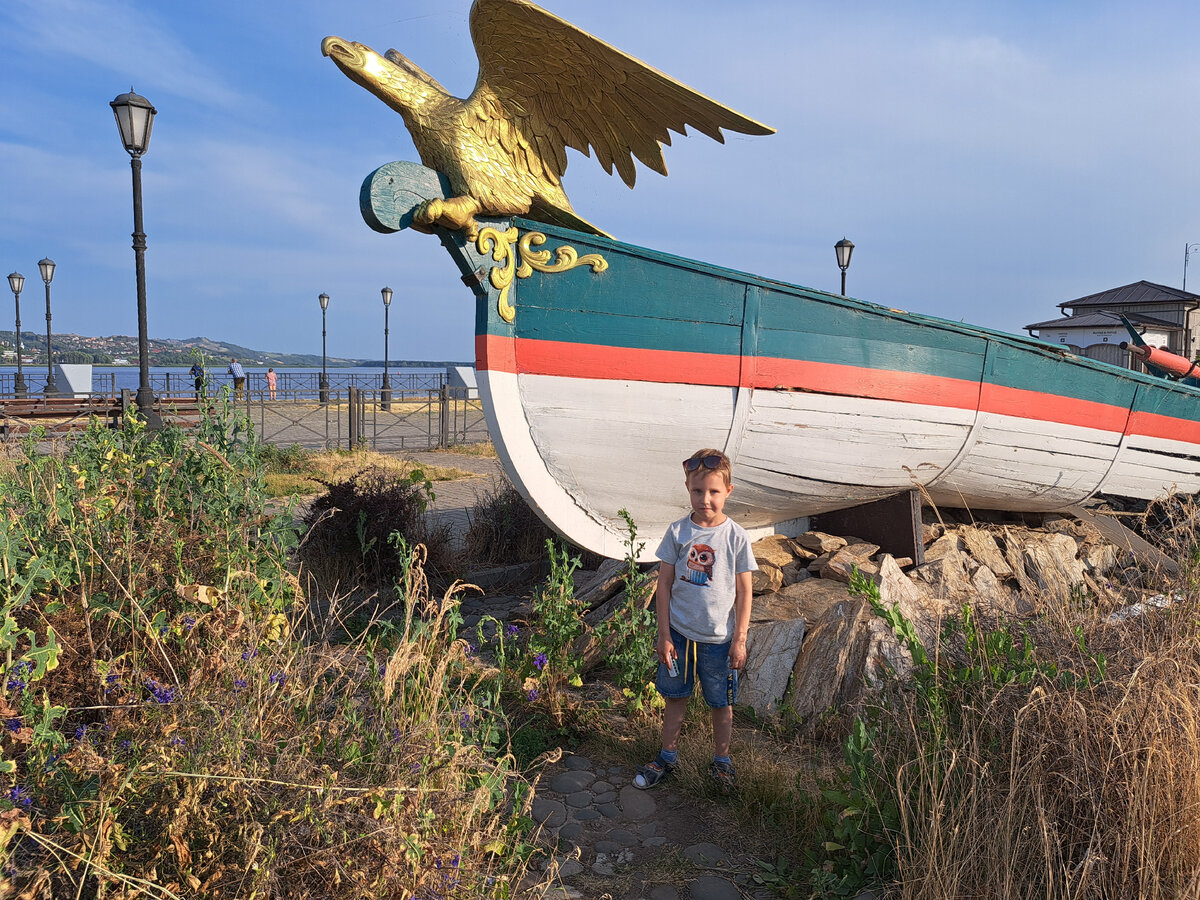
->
xmin=323 ymin=0 xmax=774 ymax=238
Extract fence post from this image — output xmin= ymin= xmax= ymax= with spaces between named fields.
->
xmin=439 ymin=384 xmax=450 ymax=448
xmin=348 ymin=386 xmax=359 ymax=450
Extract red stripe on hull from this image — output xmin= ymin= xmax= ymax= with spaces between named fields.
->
xmin=476 ymin=334 xmax=1193 ymax=446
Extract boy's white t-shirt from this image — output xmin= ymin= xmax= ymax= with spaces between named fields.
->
xmin=655 ymin=515 xmax=758 ymax=644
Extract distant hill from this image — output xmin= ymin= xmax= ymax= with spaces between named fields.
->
xmin=0 ymin=329 xmax=470 ymax=369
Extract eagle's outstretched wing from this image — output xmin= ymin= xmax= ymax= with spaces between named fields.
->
xmin=469 ymin=0 xmax=775 ymax=190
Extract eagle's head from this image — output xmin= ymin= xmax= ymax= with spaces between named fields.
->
xmin=322 ymin=36 xmax=449 ymax=123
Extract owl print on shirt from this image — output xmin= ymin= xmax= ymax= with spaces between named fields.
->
xmin=680 ymin=543 xmax=715 ymax=587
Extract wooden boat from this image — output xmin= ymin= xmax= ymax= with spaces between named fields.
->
xmin=364 ymin=162 xmax=1200 ymax=560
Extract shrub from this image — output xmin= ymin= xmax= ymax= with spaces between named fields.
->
xmin=298 ymin=465 xmax=458 ymax=598
xmin=464 ymin=484 xmax=557 ymax=567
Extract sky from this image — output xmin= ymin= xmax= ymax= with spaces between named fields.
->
xmin=2 ymin=0 xmax=1199 ymax=362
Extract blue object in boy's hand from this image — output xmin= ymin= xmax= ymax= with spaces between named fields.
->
xmin=667 ymin=654 xmax=679 ymax=678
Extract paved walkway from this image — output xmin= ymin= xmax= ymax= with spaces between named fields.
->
xmin=525 ymin=752 xmax=769 ymax=900
xmin=409 ymin=450 xmax=508 ymax=542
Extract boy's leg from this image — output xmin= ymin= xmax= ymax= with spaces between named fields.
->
xmin=711 ymin=705 xmax=733 ymax=758
xmin=662 ymin=697 xmax=688 ymax=751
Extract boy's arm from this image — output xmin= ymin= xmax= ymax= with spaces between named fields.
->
xmin=728 ymin=570 xmax=753 ymax=670
xmin=655 ymin=563 xmax=677 ymax=665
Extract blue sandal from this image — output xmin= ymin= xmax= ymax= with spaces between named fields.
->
xmin=633 ymin=753 xmax=676 ymax=789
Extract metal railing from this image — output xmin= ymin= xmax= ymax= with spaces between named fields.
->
xmin=150 ymin=370 xmax=448 ymax=397
xmin=234 ymin=385 xmax=488 ymax=451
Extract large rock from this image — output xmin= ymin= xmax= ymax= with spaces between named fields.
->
xmin=958 ymin=526 xmax=1013 ymax=579
xmin=970 ymin=564 xmax=1029 ymax=615
xmin=752 ymin=535 xmax=800 ymax=567
xmin=925 ymin=533 xmax=965 ymax=562
xmin=752 ymin=564 xmax=783 ymax=594
xmin=877 ymin=554 xmax=951 ymax=649
xmin=1021 ymin=532 xmax=1086 ymax=602
xmin=788 ymin=597 xmax=910 ymax=722
xmin=742 ymin=617 xmax=807 ymax=716
xmin=912 ymin=549 xmax=973 ymax=602
xmin=795 ymin=531 xmax=847 ymax=554
xmin=781 ymin=560 xmax=810 ymax=586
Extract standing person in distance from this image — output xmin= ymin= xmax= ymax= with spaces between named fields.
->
xmin=227 ymin=358 xmax=246 ymax=401
xmin=189 ymin=359 xmax=205 ymax=401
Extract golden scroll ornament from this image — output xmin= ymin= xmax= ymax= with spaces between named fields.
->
xmin=475 ymin=227 xmax=608 ymax=323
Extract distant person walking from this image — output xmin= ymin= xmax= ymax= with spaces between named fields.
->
xmin=265 ymin=367 xmax=277 ymax=400
xmin=228 ymin=358 xmax=246 ymax=400
xmin=189 ymin=360 xmax=205 ymax=400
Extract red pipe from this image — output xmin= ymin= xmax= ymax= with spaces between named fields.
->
xmin=1121 ymin=342 xmax=1199 ymax=379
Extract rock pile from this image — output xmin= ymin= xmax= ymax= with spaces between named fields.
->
xmin=741 ymin=508 xmax=1137 ymax=722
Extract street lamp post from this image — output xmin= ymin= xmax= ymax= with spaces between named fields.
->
xmin=6 ymin=273 xmax=26 ymax=398
xmin=111 ymin=88 xmax=161 ymax=428
xmin=381 ymin=286 xmax=393 ymax=411
xmin=1184 ymin=243 xmax=1200 ymax=293
xmin=318 ymin=293 xmax=330 ymax=404
xmin=39 ymin=258 xmax=56 ymax=395
xmin=835 ymin=238 xmax=854 ymax=297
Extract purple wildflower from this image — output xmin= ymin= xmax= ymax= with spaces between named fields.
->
xmin=7 ymin=785 xmax=31 ymax=809
xmin=459 ymin=710 xmax=471 ymax=728
xmin=73 ymin=726 xmax=86 ymax=742
xmin=233 ymin=678 xmax=247 ymax=690
xmin=505 ymin=624 xmax=519 ymax=637
xmin=241 ymin=648 xmax=258 ymax=661
xmin=527 ymin=688 xmax=539 ymax=701
xmin=534 ymin=652 xmax=548 ymax=671
xmin=170 ymin=736 xmax=186 ymax=748
xmin=182 ymin=616 xmax=196 ymax=631
xmin=120 ymin=739 xmax=133 ymax=752
xmin=269 ymin=672 xmax=285 ymax=686
xmin=465 ymin=642 xmax=476 ymax=657
xmin=5 ymin=719 xmax=21 ymax=733
xmin=409 ymin=761 xmax=421 ymax=773
xmin=145 ymin=679 xmax=175 ymax=704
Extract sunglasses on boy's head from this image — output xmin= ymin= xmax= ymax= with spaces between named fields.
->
xmin=683 ymin=455 xmax=725 ymax=472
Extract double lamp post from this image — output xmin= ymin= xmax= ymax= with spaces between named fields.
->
xmin=316 ymin=287 xmax=394 ymax=408
xmin=5 ymin=260 xmax=57 ymax=397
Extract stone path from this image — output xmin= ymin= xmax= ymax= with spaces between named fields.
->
xmin=525 ymin=752 xmax=771 ymax=900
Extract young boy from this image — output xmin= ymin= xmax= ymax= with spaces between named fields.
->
xmin=634 ymin=448 xmax=757 ymax=792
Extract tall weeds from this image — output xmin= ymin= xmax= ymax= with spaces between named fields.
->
xmin=816 ymin=559 xmax=1200 ymax=899
xmin=0 ymin=411 xmax=533 ymax=898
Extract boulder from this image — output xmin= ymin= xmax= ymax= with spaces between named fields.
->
xmin=741 ymin=617 xmax=807 ymax=716
xmin=924 ymin=533 xmax=965 ymax=562
xmin=958 ymin=526 xmax=1013 ymax=579
xmin=781 ymin=560 xmax=811 ymax=586
xmin=913 ymin=550 xmax=973 ymax=601
xmin=822 ymin=555 xmax=880 ymax=585
xmin=842 ymin=541 xmax=882 ymax=561
xmin=795 ymin=531 xmax=847 ymax=554
xmin=752 ymin=535 xmax=799 ymax=568
xmin=1021 ymin=532 xmax=1086 ymax=602
xmin=752 ymin=564 xmax=783 ymax=595
xmin=1080 ymin=541 xmax=1119 ymax=577
xmin=788 ymin=597 xmax=910 ymax=722
xmin=877 ymin=554 xmax=951 ymax=648
xmin=752 ymin=578 xmax=851 ymax=623
xmin=970 ymin=564 xmax=1030 ymax=615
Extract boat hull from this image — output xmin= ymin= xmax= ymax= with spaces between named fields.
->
xmin=362 ymin=162 xmax=1200 ymax=560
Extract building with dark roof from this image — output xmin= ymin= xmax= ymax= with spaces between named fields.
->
xmin=1024 ymin=280 xmax=1200 ymax=369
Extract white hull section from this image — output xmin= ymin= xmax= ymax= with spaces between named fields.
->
xmin=480 ymin=370 xmax=1200 ymax=560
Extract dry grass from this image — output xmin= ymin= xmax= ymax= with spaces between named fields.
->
xmin=260 ymin=445 xmax=470 ymax=497
xmin=850 ymin=503 xmax=1200 ymax=900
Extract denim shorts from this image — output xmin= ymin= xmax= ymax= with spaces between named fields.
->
xmin=656 ymin=627 xmax=738 ymax=709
